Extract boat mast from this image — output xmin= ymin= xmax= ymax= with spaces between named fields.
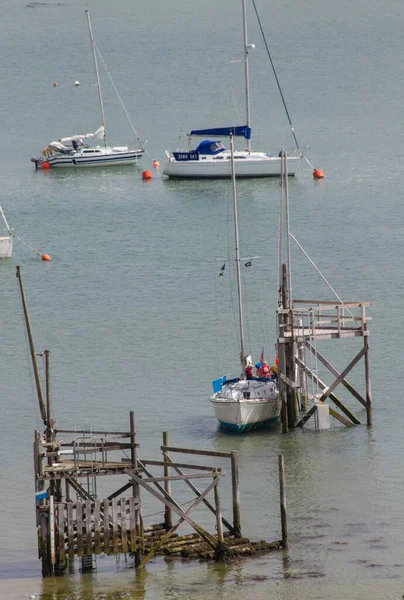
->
xmin=85 ymin=9 xmax=107 ymax=147
xmin=242 ymin=0 xmax=252 ymax=153
xmin=230 ymin=134 xmax=246 ymax=375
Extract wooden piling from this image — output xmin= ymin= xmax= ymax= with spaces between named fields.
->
xmin=230 ymin=451 xmax=241 ymax=537
xmin=278 ymin=454 xmax=288 ymax=548
xmin=162 ymin=431 xmax=173 ymax=530
xmin=214 ymin=471 xmax=224 ymax=544
xmin=130 ymin=411 xmax=143 ymax=567
xmin=364 ymin=323 xmax=372 ymax=426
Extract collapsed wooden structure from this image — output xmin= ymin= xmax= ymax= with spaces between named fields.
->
xmin=34 ymin=414 xmax=283 ymax=576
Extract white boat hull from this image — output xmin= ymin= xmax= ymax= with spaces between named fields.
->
xmin=33 ymin=148 xmax=144 ymax=169
xmin=0 ymin=235 xmax=12 ymax=258
xmin=210 ymin=378 xmax=281 ymax=432
xmin=210 ymin=395 xmax=280 ymax=432
xmin=163 ymin=153 xmax=301 ymax=178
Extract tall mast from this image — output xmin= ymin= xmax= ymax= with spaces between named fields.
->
xmin=15 ymin=266 xmax=47 ymax=425
xmin=85 ymin=9 xmax=107 ymax=147
xmin=230 ymin=134 xmax=246 ymax=374
xmin=242 ymin=0 xmax=252 ymax=152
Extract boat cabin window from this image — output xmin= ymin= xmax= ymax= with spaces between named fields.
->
xmin=234 ymin=156 xmax=246 ymax=159
xmin=83 ymin=149 xmax=101 ymax=154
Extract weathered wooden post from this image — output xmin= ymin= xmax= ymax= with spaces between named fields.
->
xmin=297 ymin=319 xmax=307 ymax=411
xmin=363 ymin=322 xmax=372 ymax=426
xmin=230 ymin=451 xmax=241 ymax=537
xmin=213 ymin=470 xmax=224 ymax=544
xmin=162 ymin=431 xmax=173 ymax=530
xmin=130 ymin=411 xmax=143 ymax=566
xmin=278 ymin=454 xmax=288 ymax=548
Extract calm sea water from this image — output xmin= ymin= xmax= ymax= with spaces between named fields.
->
xmin=1 ymin=0 xmax=404 ymax=598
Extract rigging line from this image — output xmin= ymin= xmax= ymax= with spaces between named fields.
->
xmin=289 ymin=232 xmax=361 ymax=326
xmin=251 ymin=0 xmax=302 ymax=154
xmin=94 ymin=43 xmax=152 ymax=157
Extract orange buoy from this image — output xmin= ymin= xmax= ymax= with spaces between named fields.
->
xmin=313 ymin=168 xmax=324 ymax=179
xmin=41 ymin=254 xmax=52 ymax=262
xmin=153 ymin=160 xmax=160 ymax=168
xmin=41 ymin=162 xmax=51 ymax=170
xmin=142 ymin=170 xmax=153 ymax=180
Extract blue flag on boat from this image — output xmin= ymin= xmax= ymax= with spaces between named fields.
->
xmin=212 ymin=376 xmax=227 ymax=394
xmin=190 ymin=126 xmax=251 ymax=139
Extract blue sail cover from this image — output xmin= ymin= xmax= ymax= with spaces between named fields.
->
xmin=190 ymin=126 xmax=252 ymax=139
xmin=194 ymin=140 xmax=226 ymax=155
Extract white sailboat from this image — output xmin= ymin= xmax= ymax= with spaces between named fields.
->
xmin=210 ymin=134 xmax=281 ymax=432
xmin=31 ymin=10 xmax=144 ymax=169
xmin=163 ymin=0 xmax=302 ymax=179
xmin=0 ymin=206 xmax=13 ymax=258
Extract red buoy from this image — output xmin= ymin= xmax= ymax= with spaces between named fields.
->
xmin=41 ymin=162 xmax=51 ymax=170
xmin=153 ymin=160 xmax=160 ymax=168
xmin=41 ymin=254 xmax=52 ymax=262
xmin=142 ymin=170 xmax=153 ymax=180
xmin=313 ymin=168 xmax=324 ymax=179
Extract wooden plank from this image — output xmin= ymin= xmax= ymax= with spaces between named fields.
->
xmin=140 ymin=473 xmax=218 ymax=483
xmin=85 ymin=499 xmax=92 ymax=556
xmin=103 ymin=498 xmax=110 ymax=554
xmin=57 ymin=503 xmax=66 ymax=565
xmin=329 ymin=408 xmax=355 ymax=427
xmin=142 ymin=460 xmax=217 ymax=472
xmin=67 ymin=502 xmax=74 ymax=561
xmin=129 ymin=497 xmax=137 ymax=553
xmin=120 ymin=497 xmax=127 ymax=554
xmin=76 ymin=502 xmax=83 ymax=557
xmin=161 ymin=446 xmax=232 ymax=458
xmin=94 ymin=499 xmax=101 ymax=555
xmin=112 ymin=498 xmax=118 ymax=555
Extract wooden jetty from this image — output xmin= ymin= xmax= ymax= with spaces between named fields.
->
xmin=277 ymin=153 xmax=372 ymax=432
xmin=33 ymin=415 xmax=284 ymax=576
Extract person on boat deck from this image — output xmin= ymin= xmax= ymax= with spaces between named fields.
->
xmin=245 ymin=364 xmax=254 ymax=379
xmin=258 ymin=361 xmax=271 ymax=378
xmin=72 ymin=139 xmax=79 ymax=151
xmin=269 ymin=367 xmax=278 ymax=383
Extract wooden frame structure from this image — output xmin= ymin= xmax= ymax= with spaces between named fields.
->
xmin=277 ymin=296 xmax=372 ymax=432
xmin=33 ymin=412 xmax=249 ymax=575
xmin=276 ymin=153 xmax=372 ymax=432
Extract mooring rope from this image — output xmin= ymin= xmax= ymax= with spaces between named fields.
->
xmin=251 ymin=0 xmax=302 ymax=154
xmin=94 ymin=43 xmax=155 ymax=161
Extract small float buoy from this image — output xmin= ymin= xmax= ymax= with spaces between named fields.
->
xmin=53 ymin=81 xmax=58 ymax=87
xmin=142 ymin=170 xmax=153 ymax=180
xmin=152 ymin=160 xmax=160 ymax=168
xmin=41 ymin=254 xmax=52 ymax=262
xmin=74 ymin=80 xmax=80 ymax=87
xmin=313 ymin=168 xmax=324 ymax=179
xmin=41 ymin=162 xmax=51 ymax=170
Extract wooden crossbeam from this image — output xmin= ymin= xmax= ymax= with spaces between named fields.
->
xmin=136 ymin=476 xmax=219 ymax=569
xmin=305 ymin=342 xmax=367 ymax=407
xmin=124 ymin=468 xmax=219 ymax=559
xmin=162 ymin=451 xmax=237 ymax=535
xmin=295 ymin=356 xmax=360 ymax=425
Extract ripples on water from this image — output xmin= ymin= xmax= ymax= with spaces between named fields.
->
xmin=2 ymin=0 xmax=404 ymax=598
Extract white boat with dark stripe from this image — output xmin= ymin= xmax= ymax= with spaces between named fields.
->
xmin=31 ymin=10 xmax=144 ymax=170
xmin=163 ymin=0 xmax=304 ymax=179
